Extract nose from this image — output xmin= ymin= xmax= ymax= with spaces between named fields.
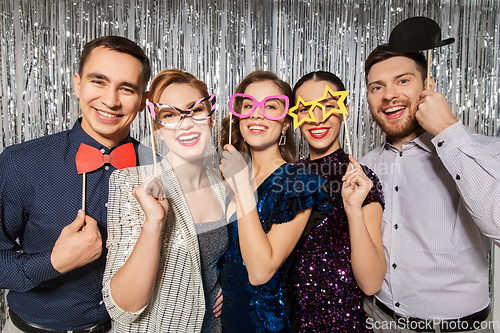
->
xmin=178 ymin=114 xmax=195 ymax=130
xmin=101 ymin=87 xmax=121 ymax=109
xmin=311 ymin=105 xmax=324 ymax=124
xmin=250 ymin=105 xmax=264 ymax=119
xmin=383 ymin=84 xmax=398 ymax=101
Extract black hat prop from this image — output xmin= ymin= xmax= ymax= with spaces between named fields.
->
xmin=379 ymin=16 xmax=455 ymax=53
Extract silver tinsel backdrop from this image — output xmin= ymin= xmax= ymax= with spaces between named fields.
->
xmin=0 ymin=0 xmax=499 ymax=326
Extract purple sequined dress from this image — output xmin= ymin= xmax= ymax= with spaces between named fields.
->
xmin=286 ymin=149 xmax=384 ymax=332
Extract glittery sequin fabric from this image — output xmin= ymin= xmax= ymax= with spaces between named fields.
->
xmin=220 ymin=163 xmax=328 ymax=333
xmin=287 ymin=149 xmax=384 ymax=332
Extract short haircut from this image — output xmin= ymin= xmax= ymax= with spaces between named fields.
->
xmin=78 ymin=36 xmax=151 ymax=92
xmin=364 ymin=45 xmax=427 ymax=84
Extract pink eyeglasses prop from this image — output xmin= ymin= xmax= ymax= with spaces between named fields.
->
xmin=229 ymin=93 xmax=290 ymax=120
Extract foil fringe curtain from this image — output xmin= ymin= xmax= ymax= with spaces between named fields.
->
xmin=0 ymin=0 xmax=499 ymax=327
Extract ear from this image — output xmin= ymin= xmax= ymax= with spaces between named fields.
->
xmin=283 ymin=118 xmax=291 ymax=132
xmin=139 ymin=91 xmax=149 ymax=112
xmin=73 ymin=74 xmax=81 ymax=99
xmin=425 ymin=76 xmax=435 ymax=91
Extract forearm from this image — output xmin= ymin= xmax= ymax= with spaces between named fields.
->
xmin=236 ymin=205 xmax=276 ymax=285
xmin=433 ymin=123 xmax=500 ymax=244
xmin=346 ymin=207 xmax=386 ymax=295
xmin=0 ymin=250 xmax=61 ymax=292
xmin=109 ymin=220 xmax=163 ymax=312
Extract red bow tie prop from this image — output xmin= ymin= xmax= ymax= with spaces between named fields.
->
xmin=75 ymin=143 xmax=136 ymax=174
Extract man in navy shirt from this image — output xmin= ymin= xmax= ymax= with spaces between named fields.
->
xmin=0 ymin=36 xmax=151 ymax=332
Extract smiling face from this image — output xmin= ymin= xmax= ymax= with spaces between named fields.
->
xmin=366 ymin=56 xmax=429 ymax=146
xmin=295 ymin=80 xmax=347 ymax=160
xmin=74 ymin=47 xmax=146 ymax=148
xmin=238 ymin=80 xmax=290 ymax=154
xmin=156 ymin=83 xmax=212 ymax=164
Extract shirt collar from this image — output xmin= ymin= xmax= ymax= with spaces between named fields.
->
xmin=69 ymin=118 xmax=132 ymax=152
xmin=381 ymin=131 xmax=434 ymax=154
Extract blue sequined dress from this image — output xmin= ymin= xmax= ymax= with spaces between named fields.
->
xmin=286 ymin=149 xmax=385 ymax=332
xmin=220 ymin=163 xmax=328 ymax=333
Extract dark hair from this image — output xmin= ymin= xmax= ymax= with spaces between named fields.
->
xmin=79 ymin=36 xmax=151 ymax=92
xmin=364 ymin=45 xmax=427 ymax=84
xmin=292 ymin=71 xmax=346 ymax=104
xmin=221 ymin=70 xmax=296 ymax=163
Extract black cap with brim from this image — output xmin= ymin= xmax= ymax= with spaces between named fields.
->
xmin=378 ymin=16 xmax=455 ymax=53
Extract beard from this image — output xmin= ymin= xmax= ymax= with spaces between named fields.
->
xmin=371 ymin=104 xmax=422 ymax=141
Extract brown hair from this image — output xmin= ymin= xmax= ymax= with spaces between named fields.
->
xmin=364 ymin=45 xmax=427 ymax=85
xmin=148 ymin=69 xmax=209 ymax=103
xmin=221 ymin=70 xmax=295 ymax=163
xmin=79 ymin=36 xmax=151 ymax=92
xmin=149 ymin=69 xmax=218 ymax=141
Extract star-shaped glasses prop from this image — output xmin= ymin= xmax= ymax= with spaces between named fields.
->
xmin=288 ymin=85 xmax=349 ymax=130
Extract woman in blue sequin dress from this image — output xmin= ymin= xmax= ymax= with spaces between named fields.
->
xmin=219 ymin=71 xmax=328 ymax=333
xmin=285 ymin=71 xmax=386 ymax=332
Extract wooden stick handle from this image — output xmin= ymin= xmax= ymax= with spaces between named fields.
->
xmin=229 ymin=113 xmax=233 ymax=145
xmin=426 ymin=49 xmax=431 ymax=90
xmin=82 ymin=172 xmax=86 ymax=212
xmin=343 ymin=113 xmax=352 ymax=156
xmin=146 ymin=100 xmax=158 ymax=178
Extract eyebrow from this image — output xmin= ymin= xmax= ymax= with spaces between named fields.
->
xmin=86 ymin=73 xmax=140 ymax=92
xmin=367 ymin=72 xmax=416 ymax=87
xmin=322 ymin=96 xmax=339 ymax=102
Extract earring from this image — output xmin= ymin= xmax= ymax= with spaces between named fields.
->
xmin=279 ymin=130 xmax=286 ymax=146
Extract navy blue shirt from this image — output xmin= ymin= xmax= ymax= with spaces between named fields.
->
xmin=0 ymin=119 xmax=151 ymax=330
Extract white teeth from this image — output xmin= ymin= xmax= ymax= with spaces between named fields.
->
xmin=249 ymin=126 xmax=266 ymax=131
xmin=178 ymin=133 xmax=200 ymax=142
xmin=97 ymin=109 xmax=118 ymax=118
xmin=384 ymin=106 xmax=406 ymax=113
xmin=310 ymin=129 xmax=328 ymax=134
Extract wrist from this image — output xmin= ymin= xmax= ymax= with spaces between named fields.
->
xmin=344 ymin=204 xmax=364 ymax=220
xmin=142 ymin=218 xmax=165 ymax=234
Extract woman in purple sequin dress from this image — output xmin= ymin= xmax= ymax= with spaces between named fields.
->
xmin=286 ymin=71 xmax=386 ymax=332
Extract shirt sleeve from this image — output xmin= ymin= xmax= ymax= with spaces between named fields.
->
xmin=432 ymin=122 xmax=500 ymax=245
xmin=0 ymin=148 xmax=62 ymax=292
xmin=362 ymin=166 xmax=385 ymax=210
xmin=260 ymin=171 xmax=329 ymax=233
xmin=102 ymin=170 xmax=148 ymax=324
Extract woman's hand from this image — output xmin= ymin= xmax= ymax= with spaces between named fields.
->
xmin=133 ymin=176 xmax=169 ymax=226
xmin=341 ymin=155 xmax=373 ymax=212
xmin=219 ymin=144 xmax=256 ymax=219
xmin=212 ymin=288 xmax=223 ymax=318
xmin=219 ymin=144 xmax=253 ymax=195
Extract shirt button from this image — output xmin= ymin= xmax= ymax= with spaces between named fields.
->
xmin=100 ymin=148 xmax=106 ymax=153
xmin=105 ymin=165 xmax=110 ymax=171
xmin=395 ymin=302 xmax=400 ymax=307
xmin=399 ymin=151 xmax=403 ymax=157
xmin=105 ymin=202 xmax=109 ymax=208
xmin=392 ymin=263 xmax=397 ymax=269
xmin=395 ymin=186 xmax=399 ymax=192
xmin=456 ymin=174 xmax=460 ymax=180
xmin=394 ymin=224 xmax=399 ymax=230
xmin=437 ymin=141 xmax=444 ymax=147
xmin=99 ymin=300 xmax=104 ymax=305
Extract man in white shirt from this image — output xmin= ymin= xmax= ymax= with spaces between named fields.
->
xmin=361 ymin=46 xmax=500 ymax=333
